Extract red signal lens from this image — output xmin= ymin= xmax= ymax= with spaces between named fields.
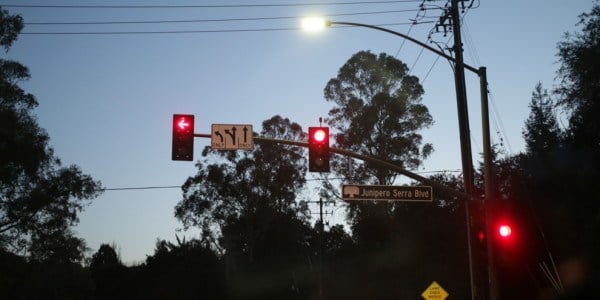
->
xmin=313 ymin=129 xmax=327 ymax=143
xmin=498 ymin=225 xmax=512 ymax=238
xmin=478 ymin=230 xmax=485 ymax=242
xmin=172 ymin=114 xmax=194 ymax=161
xmin=308 ymin=127 xmax=330 ymax=172
xmin=174 ymin=116 xmax=193 ymax=133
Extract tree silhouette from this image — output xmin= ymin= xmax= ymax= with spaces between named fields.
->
xmin=324 ymin=50 xmax=433 ymax=185
xmin=175 ymin=115 xmax=315 ymax=299
xmin=0 ymin=7 xmax=102 ymax=262
xmin=523 ymin=83 xmax=561 ymax=155
xmin=317 ymin=50 xmax=472 ymax=299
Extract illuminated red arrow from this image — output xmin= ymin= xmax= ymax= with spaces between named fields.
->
xmin=178 ymin=118 xmax=190 ymax=130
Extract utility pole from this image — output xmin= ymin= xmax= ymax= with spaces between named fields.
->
xmin=318 ymin=197 xmax=324 ymax=300
xmin=449 ymin=0 xmax=474 ymax=199
xmin=437 ymin=1 xmax=487 ymax=299
xmin=305 ymin=197 xmax=332 ymax=300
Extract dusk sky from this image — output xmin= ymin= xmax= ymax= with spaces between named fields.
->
xmin=2 ymin=0 xmax=594 ymax=264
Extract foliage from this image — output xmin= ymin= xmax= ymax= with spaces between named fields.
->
xmin=552 ymin=0 xmax=600 ymax=267
xmin=318 ymin=51 xmax=471 ymax=298
xmin=175 ymin=116 xmax=308 ymax=245
xmin=522 ymin=82 xmax=562 ymax=155
xmin=556 ymin=3 xmax=600 ymax=148
xmin=494 ymin=4 xmax=600 ymax=297
xmin=175 ymin=115 xmax=316 ymax=298
xmin=0 ymin=8 xmax=22 ymax=51
xmin=324 ymin=50 xmax=433 ymax=184
xmin=0 ymin=7 xmax=102 ymax=262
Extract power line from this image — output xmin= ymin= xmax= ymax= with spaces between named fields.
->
xmin=104 ymin=170 xmax=460 ymax=191
xmin=23 ymin=9 xmax=423 ymax=26
xmin=2 ymin=1 xmax=441 ymax=9
xmin=21 ymin=21 xmax=432 ymax=35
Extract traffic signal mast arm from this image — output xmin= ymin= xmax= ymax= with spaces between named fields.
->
xmin=193 ymin=133 xmax=469 ymax=202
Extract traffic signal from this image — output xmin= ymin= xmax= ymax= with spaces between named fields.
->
xmin=493 ymin=219 xmax=514 ymax=242
xmin=308 ymin=127 xmax=330 ymax=172
xmin=498 ymin=224 xmax=512 ymax=239
xmin=172 ymin=114 xmax=194 ymax=161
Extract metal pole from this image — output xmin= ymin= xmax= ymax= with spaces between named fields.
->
xmin=450 ymin=0 xmax=475 ymax=197
xmin=479 ymin=67 xmax=497 ymax=300
xmin=449 ymin=2 xmax=480 ymax=298
xmin=319 ymin=197 xmax=324 ymax=300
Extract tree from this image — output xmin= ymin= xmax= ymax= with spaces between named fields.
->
xmin=522 ymin=82 xmax=561 ymax=155
xmin=553 ymin=0 xmax=600 ymax=259
xmin=556 ymin=2 xmax=600 ymax=149
xmin=319 ymin=51 xmax=471 ymax=298
xmin=142 ymin=237 xmax=225 ymax=300
xmin=324 ymin=50 xmax=433 ymax=185
xmin=90 ymin=243 xmax=121 ymax=270
xmin=322 ymin=51 xmax=433 ymax=246
xmin=0 ymin=7 xmax=102 ymax=261
xmin=175 ymin=115 xmax=314 ymax=299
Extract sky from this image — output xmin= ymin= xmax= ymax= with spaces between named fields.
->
xmin=2 ymin=0 xmax=595 ymax=264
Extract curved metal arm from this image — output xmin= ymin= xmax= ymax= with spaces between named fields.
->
xmin=329 ymin=21 xmax=479 ymax=74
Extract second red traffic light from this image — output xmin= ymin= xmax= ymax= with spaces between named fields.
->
xmin=308 ymin=127 xmax=330 ymax=172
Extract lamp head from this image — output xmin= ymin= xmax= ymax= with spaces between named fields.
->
xmin=301 ymin=17 xmax=331 ymax=31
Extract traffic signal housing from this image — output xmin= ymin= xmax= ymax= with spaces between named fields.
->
xmin=172 ymin=114 xmax=194 ymax=161
xmin=308 ymin=127 xmax=330 ymax=172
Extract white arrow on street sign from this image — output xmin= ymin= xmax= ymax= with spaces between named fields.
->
xmin=211 ymin=124 xmax=253 ymax=150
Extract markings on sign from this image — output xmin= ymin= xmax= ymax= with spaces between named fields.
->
xmin=211 ymin=124 xmax=253 ymax=150
xmin=342 ymin=184 xmax=432 ymax=202
xmin=421 ymin=281 xmax=449 ymax=300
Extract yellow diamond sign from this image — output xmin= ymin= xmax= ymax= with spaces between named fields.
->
xmin=421 ymin=281 xmax=449 ymax=300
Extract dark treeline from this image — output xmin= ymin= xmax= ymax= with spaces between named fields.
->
xmin=2 ymin=3 xmax=600 ymax=299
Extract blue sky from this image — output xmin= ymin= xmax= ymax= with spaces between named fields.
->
xmin=2 ymin=0 xmax=594 ymax=264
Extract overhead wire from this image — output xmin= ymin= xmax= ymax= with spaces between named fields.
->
xmin=21 ymin=21 xmax=433 ymax=35
xmin=104 ymin=169 xmax=461 ymax=191
xmin=2 ymin=0 xmax=445 ymax=9
xmin=23 ymin=9 xmax=424 ymax=26
xmin=15 ymin=1 xmax=437 ymax=35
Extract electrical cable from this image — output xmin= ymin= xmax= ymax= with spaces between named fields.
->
xmin=21 ymin=21 xmax=433 ymax=35
xmin=24 ymin=9 xmax=423 ymax=26
xmin=2 ymin=1 xmax=443 ymax=9
xmin=104 ymin=169 xmax=460 ymax=191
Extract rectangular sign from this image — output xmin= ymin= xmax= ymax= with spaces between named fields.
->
xmin=342 ymin=184 xmax=432 ymax=202
xmin=211 ymin=124 xmax=253 ymax=150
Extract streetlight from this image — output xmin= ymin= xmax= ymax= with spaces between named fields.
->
xmin=302 ymin=12 xmax=495 ymax=300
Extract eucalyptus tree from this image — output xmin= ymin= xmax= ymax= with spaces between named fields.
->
xmin=324 ymin=50 xmax=433 ymax=185
xmin=0 ymin=8 xmax=102 ymax=262
xmin=318 ymin=51 xmax=466 ymax=297
xmin=175 ymin=115 xmax=315 ymax=299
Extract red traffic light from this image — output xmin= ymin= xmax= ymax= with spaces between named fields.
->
xmin=174 ymin=115 xmax=193 ymax=133
xmin=176 ymin=117 xmax=191 ymax=131
xmin=312 ymin=128 xmax=327 ymax=143
xmin=308 ymin=127 xmax=330 ymax=172
xmin=172 ymin=114 xmax=194 ymax=161
xmin=498 ymin=224 xmax=512 ymax=238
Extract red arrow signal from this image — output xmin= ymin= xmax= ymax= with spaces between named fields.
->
xmin=178 ymin=118 xmax=190 ymax=130
xmin=172 ymin=114 xmax=194 ymax=161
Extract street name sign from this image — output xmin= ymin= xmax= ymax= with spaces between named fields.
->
xmin=342 ymin=184 xmax=432 ymax=202
xmin=421 ymin=281 xmax=449 ymax=300
xmin=211 ymin=124 xmax=253 ymax=150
